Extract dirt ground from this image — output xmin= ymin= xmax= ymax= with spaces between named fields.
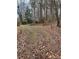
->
xmin=17 ymin=24 xmax=61 ymax=59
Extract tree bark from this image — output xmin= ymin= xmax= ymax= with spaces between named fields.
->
xmin=39 ymin=0 xmax=43 ymax=23
xmin=45 ymin=0 xmax=47 ymax=24
xmin=54 ymin=0 xmax=61 ymax=27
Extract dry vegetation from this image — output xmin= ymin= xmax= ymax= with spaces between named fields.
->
xmin=17 ymin=24 xmax=61 ymax=59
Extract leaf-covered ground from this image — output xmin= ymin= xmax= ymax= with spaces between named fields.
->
xmin=17 ymin=24 xmax=61 ymax=59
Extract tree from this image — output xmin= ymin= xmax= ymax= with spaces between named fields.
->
xmin=39 ymin=0 xmax=43 ymax=23
xmin=45 ymin=0 xmax=47 ymax=22
xmin=53 ymin=0 xmax=61 ymax=27
xmin=31 ymin=0 xmax=36 ymax=23
xmin=49 ymin=0 xmax=54 ymax=29
xmin=30 ymin=0 xmax=61 ymax=27
xmin=24 ymin=6 xmax=32 ymax=24
xmin=17 ymin=1 xmax=27 ymax=25
xmin=17 ymin=6 xmax=23 ymax=24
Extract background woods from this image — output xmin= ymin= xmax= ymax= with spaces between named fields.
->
xmin=17 ymin=0 xmax=61 ymax=27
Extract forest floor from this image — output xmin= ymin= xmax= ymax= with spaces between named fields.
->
xmin=17 ymin=24 xmax=61 ymax=59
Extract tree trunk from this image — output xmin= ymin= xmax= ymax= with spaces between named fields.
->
xmin=19 ymin=14 xmax=23 ymax=24
xmin=39 ymin=0 xmax=43 ymax=23
xmin=45 ymin=0 xmax=47 ymax=24
xmin=56 ymin=9 xmax=60 ymax=27
xmin=54 ymin=0 xmax=61 ymax=27
xmin=50 ymin=0 xmax=53 ymax=29
xmin=33 ymin=7 xmax=35 ymax=24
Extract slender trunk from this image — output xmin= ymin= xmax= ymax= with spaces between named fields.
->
xmin=56 ymin=8 xmax=60 ymax=27
xmin=39 ymin=0 xmax=42 ymax=23
xmin=17 ymin=6 xmax=22 ymax=24
xmin=46 ymin=7 xmax=47 ymax=21
xmin=54 ymin=0 xmax=61 ymax=27
xmin=50 ymin=0 xmax=53 ymax=29
xmin=45 ymin=0 xmax=47 ymax=23
xmin=19 ymin=14 xmax=22 ymax=24
xmin=37 ymin=7 xmax=39 ymax=22
xmin=33 ymin=7 xmax=35 ymax=24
